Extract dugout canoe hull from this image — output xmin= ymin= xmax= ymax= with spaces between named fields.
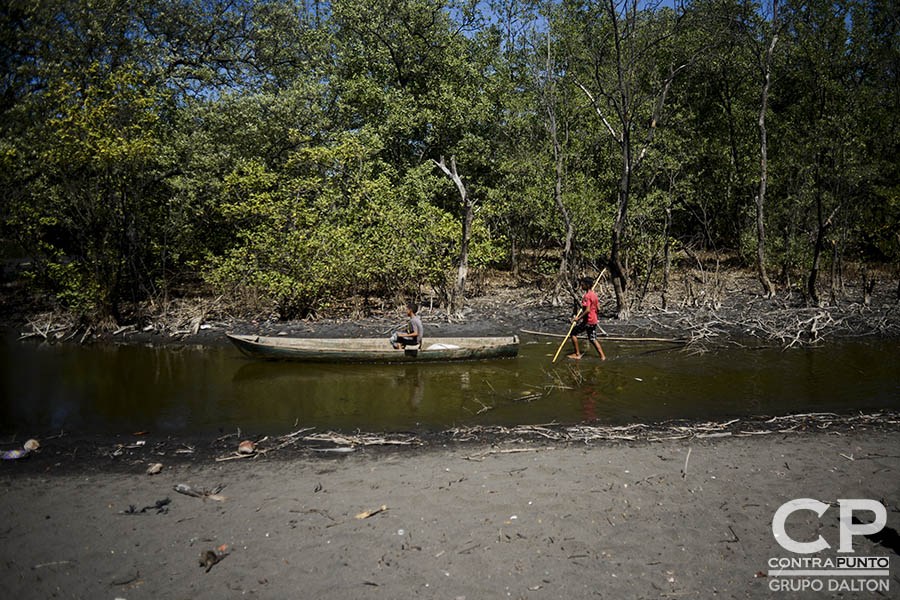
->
xmin=226 ymin=334 xmax=519 ymax=363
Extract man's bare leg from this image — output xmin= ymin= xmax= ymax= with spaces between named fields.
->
xmin=568 ymin=336 xmax=582 ymax=359
xmin=592 ymin=339 xmax=606 ymax=360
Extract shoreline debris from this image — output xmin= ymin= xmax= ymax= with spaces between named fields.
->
xmin=200 ymin=549 xmax=228 ymax=572
xmin=445 ymin=411 xmax=900 ymax=445
xmin=174 ymin=483 xmax=228 ymax=502
xmin=355 ymin=505 xmax=388 ymax=520
xmin=1 ymin=438 xmax=40 ymax=460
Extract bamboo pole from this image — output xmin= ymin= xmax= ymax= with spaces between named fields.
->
xmin=551 ymin=269 xmax=607 ymax=363
xmin=521 ymin=329 xmax=686 ymax=343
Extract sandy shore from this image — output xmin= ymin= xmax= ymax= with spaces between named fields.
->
xmin=2 ymin=431 xmax=898 ymax=599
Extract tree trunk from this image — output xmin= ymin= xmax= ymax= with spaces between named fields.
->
xmin=717 ymin=65 xmax=747 ymax=260
xmin=572 ymin=0 xmax=688 ymax=320
xmin=829 ymin=240 xmax=838 ymax=304
xmin=662 ymin=201 xmax=673 ymax=310
xmin=862 ymin=264 xmax=875 ymax=306
xmin=433 ymin=155 xmax=472 ymax=313
xmin=611 ymin=163 xmax=630 ymax=320
xmin=896 ymin=233 xmax=900 ymax=302
xmin=547 ymin=105 xmax=573 ymax=279
xmin=544 ymin=33 xmax=574 ymax=299
xmin=509 ymin=222 xmax=518 ymax=278
xmin=837 ymin=241 xmax=845 ymax=294
xmin=555 ymin=173 xmax=574 ymax=281
xmin=807 ymin=186 xmax=825 ymax=306
xmin=755 ymin=11 xmax=778 ymax=298
xmin=636 ymin=246 xmax=660 ymax=311
xmin=810 ymin=151 xmax=842 ymax=307
xmin=454 ymin=200 xmax=473 ymax=311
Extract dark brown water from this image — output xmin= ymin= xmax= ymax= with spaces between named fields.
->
xmin=1 ymin=333 xmax=898 ymax=435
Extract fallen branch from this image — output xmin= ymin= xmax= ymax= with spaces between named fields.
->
xmin=33 ymin=560 xmax=74 ymax=569
xmin=173 ymin=483 xmax=227 ymax=501
xmin=302 ymin=432 xmax=418 ymax=447
xmin=464 ymin=446 xmax=557 ymax=462
xmin=355 ymin=505 xmax=388 ymax=519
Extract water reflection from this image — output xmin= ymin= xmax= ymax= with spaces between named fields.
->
xmin=1 ymin=333 xmax=898 ymax=435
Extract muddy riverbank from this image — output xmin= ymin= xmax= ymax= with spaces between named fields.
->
xmin=2 ymin=428 xmax=898 ymax=599
xmin=1 ymin=411 xmax=898 ymax=474
xmin=9 ymin=270 xmax=900 ymax=351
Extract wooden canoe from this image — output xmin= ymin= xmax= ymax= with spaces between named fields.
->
xmin=226 ymin=333 xmax=519 ymax=363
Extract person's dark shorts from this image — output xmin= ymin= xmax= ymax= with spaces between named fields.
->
xmin=390 ymin=332 xmax=420 ymax=348
xmin=572 ymin=322 xmax=597 ymax=341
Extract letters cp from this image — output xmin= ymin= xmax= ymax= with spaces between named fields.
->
xmin=772 ymin=498 xmax=887 ymax=554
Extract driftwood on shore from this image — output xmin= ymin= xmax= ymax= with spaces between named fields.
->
xmin=644 ymin=302 xmax=900 ymax=349
xmin=199 ymin=411 xmax=900 ymax=462
xmin=16 ymin=297 xmax=228 ymax=342
xmin=214 ymin=428 xmax=422 ymax=461
xmin=445 ymin=411 xmax=900 ymax=444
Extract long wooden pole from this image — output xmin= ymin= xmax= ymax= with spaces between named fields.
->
xmin=552 ymin=268 xmax=607 ymax=363
xmin=521 ymin=330 xmax=685 ymax=343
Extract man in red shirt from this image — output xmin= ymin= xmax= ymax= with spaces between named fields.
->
xmin=568 ymin=277 xmax=606 ymax=360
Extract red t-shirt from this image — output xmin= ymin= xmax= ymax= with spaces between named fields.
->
xmin=581 ymin=290 xmax=599 ymax=325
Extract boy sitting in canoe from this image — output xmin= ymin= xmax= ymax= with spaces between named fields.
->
xmin=390 ymin=303 xmax=423 ymax=349
xmin=568 ymin=277 xmax=606 ymax=360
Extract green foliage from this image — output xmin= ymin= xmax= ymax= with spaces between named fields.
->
xmin=7 ymin=59 xmax=172 ymax=316
xmin=203 ymin=128 xmax=504 ymax=317
xmin=3 ymin=0 xmax=898 ymax=321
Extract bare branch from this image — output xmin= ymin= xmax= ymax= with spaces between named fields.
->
xmin=573 ymin=79 xmax=622 ymax=144
xmin=432 ymin=155 xmax=469 ymax=205
xmin=634 ymin=59 xmax=693 ymax=170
